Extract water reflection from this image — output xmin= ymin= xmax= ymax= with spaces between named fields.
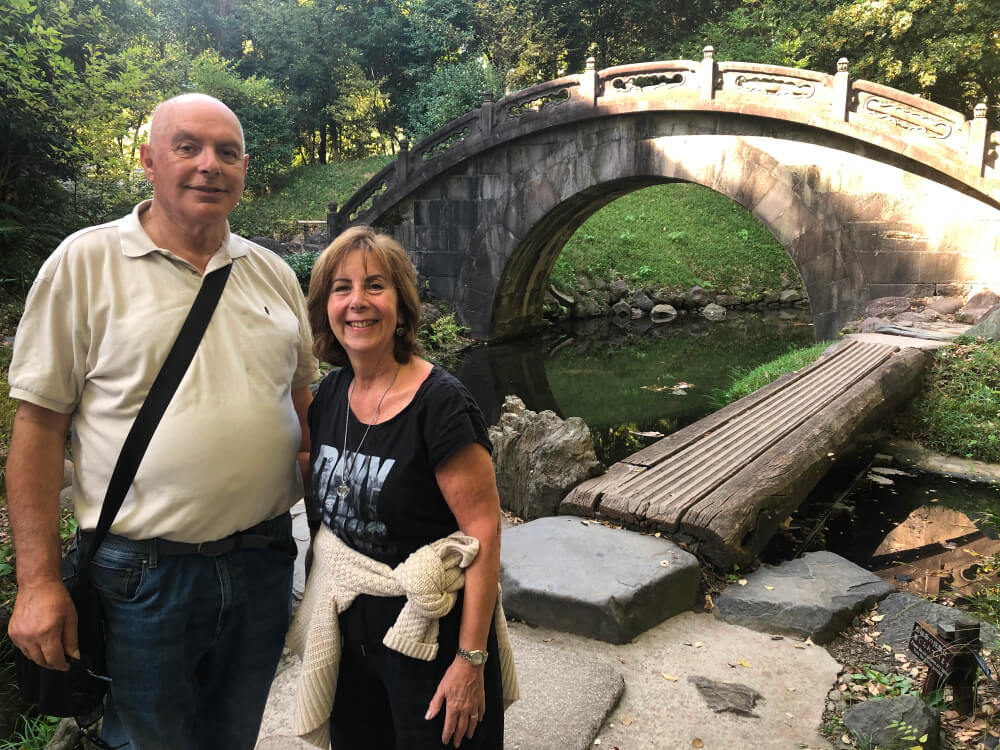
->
xmin=777 ymin=467 xmax=1000 ymax=598
xmin=453 ymin=309 xmax=816 ymax=464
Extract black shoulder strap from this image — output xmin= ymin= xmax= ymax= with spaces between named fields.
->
xmin=83 ymin=262 xmax=233 ymax=561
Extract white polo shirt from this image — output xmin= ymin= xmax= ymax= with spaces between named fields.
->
xmin=9 ymin=202 xmax=320 ymax=542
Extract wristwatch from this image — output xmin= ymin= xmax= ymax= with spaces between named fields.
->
xmin=457 ymin=647 xmax=488 ymax=666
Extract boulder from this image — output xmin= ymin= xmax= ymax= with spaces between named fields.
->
xmin=843 ymin=695 xmax=940 ymax=750
xmin=965 ymin=304 xmax=1000 ymax=341
xmin=715 ymin=294 xmax=742 ymax=308
xmin=571 ymin=294 xmax=604 ymax=319
xmin=957 ymin=290 xmax=1000 ymax=324
xmin=629 ymin=307 xmax=645 ymax=320
xmin=630 ymin=291 xmax=654 ymax=312
xmin=779 ymin=289 xmax=802 ymax=305
xmin=419 ymin=302 xmax=442 ymax=328
xmin=574 ymin=272 xmax=595 ymax=293
xmin=609 ymin=278 xmax=630 ymax=303
xmin=650 ymin=304 xmax=678 ymax=323
xmin=864 ymin=296 xmax=911 ymax=318
xmin=489 ymin=396 xmax=603 ymax=520
xmin=611 ymin=300 xmax=631 ymax=318
xmin=686 ymin=286 xmax=710 ymax=308
xmin=702 ymin=303 xmax=726 ymax=321
xmin=936 ymin=282 xmax=968 ymax=297
xmin=250 ymin=236 xmax=286 ymax=255
xmin=925 ymin=296 xmax=963 ymax=315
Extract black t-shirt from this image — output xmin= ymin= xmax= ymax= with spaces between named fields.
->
xmin=308 ymin=365 xmax=492 ymax=567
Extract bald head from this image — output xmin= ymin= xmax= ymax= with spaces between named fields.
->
xmin=149 ymin=94 xmax=245 ymax=153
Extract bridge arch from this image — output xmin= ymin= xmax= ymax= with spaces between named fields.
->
xmin=331 ymin=51 xmax=1000 ymax=341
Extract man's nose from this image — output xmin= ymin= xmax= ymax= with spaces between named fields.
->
xmin=196 ymin=148 xmax=221 ymax=173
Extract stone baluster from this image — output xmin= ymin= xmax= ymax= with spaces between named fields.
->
xmin=481 ymin=91 xmax=494 ymax=138
xmin=832 ymin=58 xmax=850 ymax=122
xmin=326 ymin=202 xmax=339 ymax=235
xmin=579 ymin=56 xmax=598 ymax=106
xmin=396 ymin=139 xmax=409 ymax=183
xmin=699 ymin=46 xmax=717 ymax=101
xmin=969 ymin=102 xmax=988 ymax=176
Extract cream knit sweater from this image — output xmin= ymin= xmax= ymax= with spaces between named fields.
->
xmin=286 ymin=524 xmax=520 ymax=748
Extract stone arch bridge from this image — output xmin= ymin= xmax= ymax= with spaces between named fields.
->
xmin=329 ymin=49 xmax=1000 ymax=341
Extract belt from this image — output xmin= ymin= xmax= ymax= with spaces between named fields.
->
xmin=81 ymin=520 xmax=297 ymax=558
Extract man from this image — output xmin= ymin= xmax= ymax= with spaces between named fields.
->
xmin=6 ymin=93 xmax=318 ymax=749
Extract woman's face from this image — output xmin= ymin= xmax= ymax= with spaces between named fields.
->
xmin=326 ymin=249 xmax=400 ymax=364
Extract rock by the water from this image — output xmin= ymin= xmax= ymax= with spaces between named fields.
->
xmin=608 ymin=278 xmax=629 ymax=303
xmin=843 ymin=695 xmax=940 ymax=750
xmin=965 ymin=304 xmax=1000 ymax=341
xmin=489 ymin=396 xmax=602 ymax=520
xmin=865 ymin=297 xmax=911 ymax=318
xmin=713 ymin=551 xmax=895 ymax=643
xmin=572 ymin=294 xmax=604 ymax=319
xmin=611 ymin=300 xmax=631 ymax=318
xmin=957 ymin=289 xmax=1000 ymax=324
xmin=702 ymin=302 xmax=726 ymax=321
xmin=925 ymin=295 xmax=963 ymax=315
xmin=251 ymin=236 xmax=286 ymax=255
xmin=688 ymin=676 xmax=764 ymax=718
xmin=500 ymin=517 xmax=701 ymax=643
xmin=631 ymin=291 xmax=654 ymax=312
xmin=650 ymin=304 xmax=678 ymax=323
xmin=686 ymin=286 xmax=710 ymax=308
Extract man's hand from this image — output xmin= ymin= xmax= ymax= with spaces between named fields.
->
xmin=9 ymin=579 xmax=78 ymax=671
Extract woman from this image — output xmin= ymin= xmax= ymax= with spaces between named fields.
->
xmin=288 ymin=225 xmax=516 ymax=750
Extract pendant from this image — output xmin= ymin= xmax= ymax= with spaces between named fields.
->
xmin=336 ymin=483 xmax=350 ymax=499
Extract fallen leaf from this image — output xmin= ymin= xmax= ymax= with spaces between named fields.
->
xmin=662 ymin=673 xmax=678 ymax=681
xmin=787 ymin=686 xmax=796 ymax=692
xmin=543 ymin=638 xmax=552 ymax=643
xmin=594 ymin=740 xmax=601 ymax=746
xmin=737 ymin=579 xmax=748 ymax=586
xmin=692 ymin=740 xmax=704 ymax=749
xmin=871 ymin=614 xmax=884 ymax=622
xmin=704 ymin=594 xmax=714 ymax=611
xmin=620 ymin=717 xmax=633 ymax=726
xmin=581 ymin=520 xmax=590 ymax=526
xmin=654 ymin=532 xmax=661 ymax=537
xmin=804 ymin=636 xmax=814 ymax=646
xmin=695 ymin=642 xmax=703 ymax=648
xmin=765 ymin=585 xmax=774 ymax=590
xmin=737 ymin=659 xmax=751 ymax=668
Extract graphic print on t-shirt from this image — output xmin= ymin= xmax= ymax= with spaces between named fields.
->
xmin=313 ymin=443 xmax=398 ymax=557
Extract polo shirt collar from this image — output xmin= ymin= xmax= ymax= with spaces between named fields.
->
xmin=119 ymin=200 xmax=248 ymax=265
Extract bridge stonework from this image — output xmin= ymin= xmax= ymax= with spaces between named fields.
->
xmin=332 ymin=51 xmax=1000 ymax=341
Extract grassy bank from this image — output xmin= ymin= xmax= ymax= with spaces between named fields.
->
xmin=895 ymin=337 xmax=1000 ymax=464
xmin=552 ymin=182 xmax=799 ymax=294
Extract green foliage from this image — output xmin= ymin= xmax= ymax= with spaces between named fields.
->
xmin=405 ymin=57 xmax=504 ymax=142
xmin=847 ymin=667 xmax=920 ymax=699
xmin=284 ymin=250 xmax=322 ymax=293
xmin=712 ymin=341 xmax=832 ymax=407
xmin=0 ymin=714 xmax=60 ymax=750
xmin=189 ymin=51 xmax=295 ymax=195
xmin=420 ymin=314 xmax=467 ymax=351
xmin=229 ymin=154 xmax=393 ymax=238
xmin=895 ymin=339 xmax=1000 ymax=464
xmin=551 ymin=183 xmax=798 ymax=294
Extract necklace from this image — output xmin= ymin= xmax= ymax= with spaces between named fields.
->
xmin=336 ymin=364 xmax=402 ymax=499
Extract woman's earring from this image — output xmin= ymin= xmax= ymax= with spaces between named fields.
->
xmin=395 ymin=326 xmax=405 ymax=337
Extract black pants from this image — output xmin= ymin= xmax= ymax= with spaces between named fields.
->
xmin=330 ymin=592 xmax=503 ymax=749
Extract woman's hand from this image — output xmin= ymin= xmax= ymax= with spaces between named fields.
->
xmin=425 ymin=656 xmax=486 ymax=748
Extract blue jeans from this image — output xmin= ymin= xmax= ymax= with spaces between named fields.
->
xmin=87 ymin=513 xmax=295 ymax=750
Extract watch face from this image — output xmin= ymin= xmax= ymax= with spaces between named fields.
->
xmin=469 ymin=651 xmax=485 ymax=666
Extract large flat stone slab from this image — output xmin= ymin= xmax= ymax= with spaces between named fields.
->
xmin=503 ymin=629 xmax=624 ymax=750
xmin=713 ymin=551 xmax=895 ymax=643
xmin=500 ymin=516 xmax=700 ymax=643
xmin=873 ymin=592 xmax=998 ymax=656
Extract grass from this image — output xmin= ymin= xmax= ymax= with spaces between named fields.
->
xmin=711 ymin=340 xmax=832 ymax=407
xmin=229 ymin=154 xmax=393 ymax=239
xmin=551 ymin=183 xmax=799 ymax=295
xmin=894 ymin=337 xmax=1000 ymax=464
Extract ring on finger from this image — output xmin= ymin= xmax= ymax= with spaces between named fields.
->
xmin=470 ymin=714 xmax=478 ymax=721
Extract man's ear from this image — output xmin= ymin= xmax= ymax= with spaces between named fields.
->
xmin=139 ymin=143 xmax=155 ymax=183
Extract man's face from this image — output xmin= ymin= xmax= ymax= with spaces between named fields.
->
xmin=140 ymin=96 xmax=249 ymax=230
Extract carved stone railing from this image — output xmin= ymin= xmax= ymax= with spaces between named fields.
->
xmin=333 ymin=48 xmax=998 ymax=233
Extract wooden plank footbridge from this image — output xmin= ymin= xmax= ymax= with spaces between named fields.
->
xmin=561 ymin=338 xmax=933 ymax=569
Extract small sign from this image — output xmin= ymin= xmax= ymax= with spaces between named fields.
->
xmin=909 ymin=621 xmax=955 ymax=680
